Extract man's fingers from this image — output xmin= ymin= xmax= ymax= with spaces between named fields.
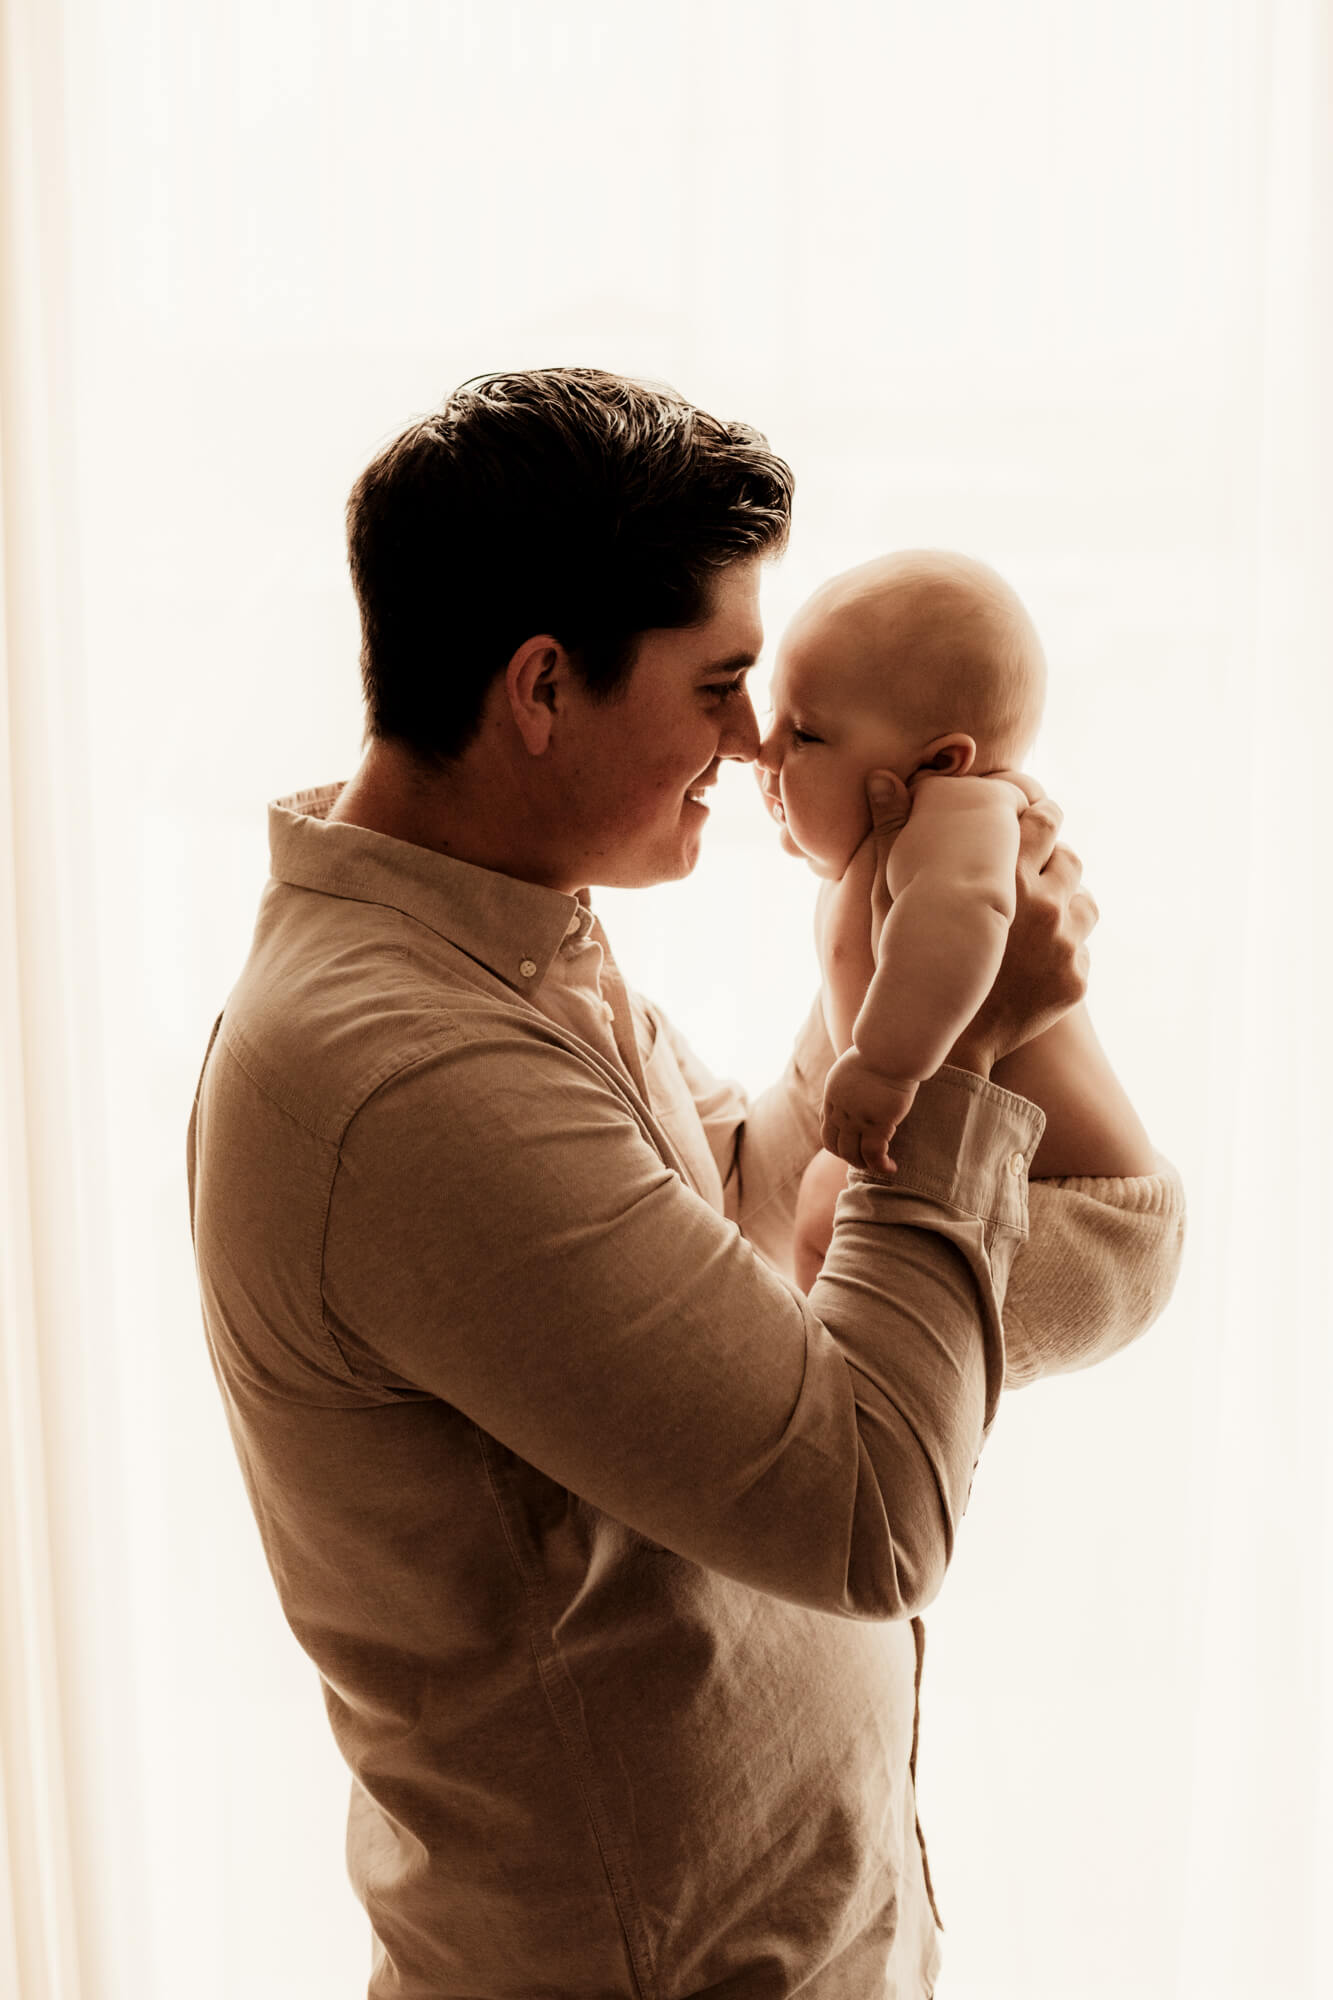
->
xmin=1039 ymin=841 xmax=1083 ymax=890
xmin=1071 ymin=886 xmax=1099 ymax=938
xmin=991 ymin=768 xmax=1047 ymax=807
xmin=1017 ymin=796 xmax=1064 ymax=872
xmin=865 ymin=769 xmax=911 ymax=835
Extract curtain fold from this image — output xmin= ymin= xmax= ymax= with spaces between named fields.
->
xmin=1 ymin=0 xmax=84 ymax=1977
xmin=1175 ymin=3 xmax=1333 ymax=1991
xmin=2 ymin=0 xmax=146 ymax=1994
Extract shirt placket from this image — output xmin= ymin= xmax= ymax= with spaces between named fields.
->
xmin=586 ymin=916 xmax=647 ymax=1099
xmin=539 ymin=910 xmax=645 ymax=1099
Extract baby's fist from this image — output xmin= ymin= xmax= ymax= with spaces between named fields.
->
xmin=820 ymin=1050 xmax=919 ymax=1175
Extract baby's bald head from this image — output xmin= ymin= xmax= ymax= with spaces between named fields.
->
xmin=788 ymin=549 xmax=1046 ymax=769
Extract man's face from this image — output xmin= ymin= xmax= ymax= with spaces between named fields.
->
xmin=551 ymin=559 xmax=765 ymax=889
xmin=756 ymin=603 xmax=917 ymax=881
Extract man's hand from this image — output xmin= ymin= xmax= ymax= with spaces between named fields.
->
xmin=863 ymin=769 xmax=912 ymax=952
xmin=948 ymin=787 xmax=1097 ymax=1077
xmin=820 ymin=1049 xmax=918 ymax=1175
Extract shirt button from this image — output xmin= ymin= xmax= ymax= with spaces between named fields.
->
xmin=1008 ymin=1151 xmax=1026 ymax=1176
xmin=519 ymin=959 xmax=538 ymax=979
xmin=601 ymin=1000 xmax=615 ymax=1022
xmin=564 ymin=913 xmax=581 ymax=937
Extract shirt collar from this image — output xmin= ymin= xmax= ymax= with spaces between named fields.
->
xmin=267 ymin=783 xmax=593 ymax=996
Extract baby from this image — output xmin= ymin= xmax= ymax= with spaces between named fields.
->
xmin=756 ymin=549 xmax=1156 ymax=1294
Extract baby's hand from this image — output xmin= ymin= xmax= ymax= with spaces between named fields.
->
xmin=820 ymin=1050 xmax=919 ymax=1175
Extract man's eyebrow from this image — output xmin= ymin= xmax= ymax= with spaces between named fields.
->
xmin=702 ymin=653 xmax=759 ymax=675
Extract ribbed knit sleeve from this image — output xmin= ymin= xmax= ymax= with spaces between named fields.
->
xmin=1001 ymin=1152 xmax=1186 ymax=1387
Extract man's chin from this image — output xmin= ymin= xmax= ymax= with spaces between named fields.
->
xmin=594 ymin=832 xmax=702 ymax=891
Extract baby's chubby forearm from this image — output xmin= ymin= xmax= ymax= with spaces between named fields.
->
xmin=817 ymin=774 xmax=1027 ymax=1170
xmin=852 ymin=873 xmax=1013 ymax=1085
xmin=821 ymin=873 xmax=1016 ymax=1172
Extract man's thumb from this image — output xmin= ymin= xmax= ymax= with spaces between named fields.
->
xmin=866 ymin=769 xmax=909 ymax=828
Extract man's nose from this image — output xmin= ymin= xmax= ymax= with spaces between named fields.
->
xmin=719 ymin=687 xmax=763 ymax=763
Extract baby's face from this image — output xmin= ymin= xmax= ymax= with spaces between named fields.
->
xmin=757 ymin=608 xmax=918 ymax=880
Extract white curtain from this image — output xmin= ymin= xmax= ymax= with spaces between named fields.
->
xmin=2 ymin=2 xmax=1327 ymax=1996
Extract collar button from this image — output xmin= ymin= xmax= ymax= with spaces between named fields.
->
xmin=519 ymin=959 xmax=538 ymax=979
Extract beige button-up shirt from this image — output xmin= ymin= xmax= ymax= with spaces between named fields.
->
xmin=187 ymin=786 xmax=1185 ymax=1999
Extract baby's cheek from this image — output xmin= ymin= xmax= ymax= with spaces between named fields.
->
xmin=827 ymin=787 xmax=872 ymax=865
xmin=795 ymin=772 xmax=844 ymax=838
xmin=791 ymin=789 xmax=865 ymax=877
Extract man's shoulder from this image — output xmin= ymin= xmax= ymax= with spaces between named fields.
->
xmin=208 ymin=891 xmax=561 ymax=1144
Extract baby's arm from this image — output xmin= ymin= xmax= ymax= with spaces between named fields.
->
xmin=821 ymin=775 xmax=1027 ymax=1169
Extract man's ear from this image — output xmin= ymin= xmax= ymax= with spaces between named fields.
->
xmin=504 ymin=635 xmax=568 ymax=756
xmin=918 ymin=732 xmax=976 ymax=776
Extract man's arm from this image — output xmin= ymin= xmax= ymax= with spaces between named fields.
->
xmin=655 ymin=988 xmax=1185 ymax=1373
xmin=939 ymin=784 xmax=1186 ymax=1380
xmin=1001 ymin=1154 xmax=1186 ymax=1386
xmin=661 ymin=767 xmax=1183 ymax=1378
xmin=991 ymin=1001 xmax=1157 ymax=1179
xmin=322 ymin=1025 xmax=1033 ymax=1622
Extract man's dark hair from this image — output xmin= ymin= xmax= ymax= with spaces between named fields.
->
xmin=345 ymin=367 xmax=794 ymax=764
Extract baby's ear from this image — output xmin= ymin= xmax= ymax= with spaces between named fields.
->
xmin=920 ymin=733 xmax=976 ymax=776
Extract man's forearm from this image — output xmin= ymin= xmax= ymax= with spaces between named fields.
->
xmin=991 ymin=1003 xmax=1157 ymax=1178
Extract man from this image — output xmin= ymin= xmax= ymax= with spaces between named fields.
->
xmin=187 ymin=367 xmax=1184 ymax=1999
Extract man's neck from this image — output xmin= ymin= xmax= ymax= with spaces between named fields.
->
xmin=326 ymin=740 xmax=576 ymax=891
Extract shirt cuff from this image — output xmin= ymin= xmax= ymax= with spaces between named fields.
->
xmin=848 ymin=1065 xmax=1046 ymax=1240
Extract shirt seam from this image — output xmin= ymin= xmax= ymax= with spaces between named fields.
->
xmin=476 ymin=1433 xmax=657 ymax=1999
xmin=222 ymin=1005 xmax=461 ymax=1141
xmin=205 ymin=1032 xmax=358 ymax=1381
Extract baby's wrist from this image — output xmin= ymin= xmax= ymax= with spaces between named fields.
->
xmin=847 ymin=1045 xmax=920 ymax=1091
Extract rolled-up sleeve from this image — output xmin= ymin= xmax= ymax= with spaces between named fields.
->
xmin=654 ymin=994 xmax=1187 ymax=1387
xmin=321 ymin=1023 xmax=1039 ymax=1622
xmin=1000 ymin=1155 xmax=1187 ymax=1386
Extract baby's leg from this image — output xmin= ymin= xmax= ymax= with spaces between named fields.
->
xmin=794 ymin=1149 xmax=852 ymax=1291
xmin=990 ymin=1002 xmax=1156 ymax=1179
